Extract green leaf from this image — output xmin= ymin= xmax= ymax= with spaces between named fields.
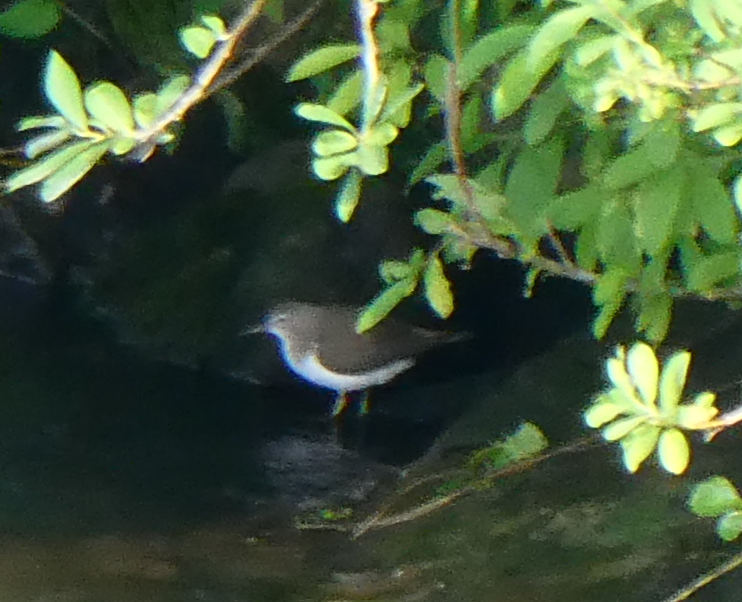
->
xmin=686 ymin=251 xmax=740 ymax=292
xmin=295 ymin=103 xmax=356 ymax=131
xmin=179 ymin=25 xmax=216 ymax=59
xmin=312 ymin=130 xmax=358 ymax=156
xmin=636 ymin=292 xmax=672 ymax=345
xmin=154 ymin=75 xmax=190 ymax=118
xmin=200 ymin=14 xmax=226 ymax=38
xmin=357 ymin=280 xmax=417 ymax=333
xmin=524 ymin=77 xmax=569 ymax=146
xmin=657 ymin=428 xmax=690 ymax=475
xmin=44 ymin=50 xmax=88 ymax=132
xmin=548 ymin=186 xmax=603 ymax=230
xmin=713 ymin=123 xmax=742 ymax=147
xmin=689 ymin=0 xmax=727 ymax=42
xmin=379 ymin=83 xmax=423 ymax=127
xmin=659 ymin=350 xmax=690 ymax=414
xmin=592 ymin=269 xmax=628 ymax=339
xmin=597 ymin=196 xmax=642 ymax=274
xmin=603 ymin=415 xmax=645 ymax=441
xmin=133 ymin=93 xmax=158 ymax=128
xmin=23 ymin=129 xmax=71 ymax=159
xmin=335 ymin=169 xmax=362 ymax=223
xmin=677 ymin=404 xmax=718 ymax=430
xmin=379 ymin=260 xmax=412 ymax=284
xmin=424 ymin=254 xmax=454 ymax=318
xmin=584 ymin=395 xmax=625 ymax=428
xmin=17 ymin=115 xmax=66 ymax=131
xmin=415 ymin=208 xmax=454 ymax=235
xmin=492 ymin=47 xmax=560 ymax=121
xmin=312 ymin=153 xmax=353 ymax=181
xmin=528 ymin=5 xmax=594 ymax=70
xmin=505 ymin=137 xmax=563 ymax=247
xmin=717 ymin=511 xmax=742 ymax=541
xmin=603 ymin=121 xmax=680 ymax=189
xmin=84 ymin=81 xmax=135 ymax=133
xmin=0 ymin=0 xmax=60 ymax=38
xmin=458 ymin=24 xmax=535 ymax=92
xmin=633 ymin=167 xmax=683 ymax=256
xmin=286 ymin=44 xmax=361 ymax=82
xmin=626 ymin=342 xmax=658 ymax=407
xmin=423 ymin=54 xmax=450 ymax=104
xmin=409 ymin=142 xmax=447 ymax=187
xmin=690 ymin=476 xmax=742 ymax=517
xmin=5 ymin=139 xmax=97 ymax=193
xmin=692 ymin=102 xmax=742 ymax=132
xmin=39 ymin=141 xmax=109 ymax=201
xmin=365 ymin=123 xmax=399 ymax=146
xmin=356 ymin=143 xmax=388 ymax=176
xmin=327 ymin=69 xmax=363 ymax=116
xmin=690 ymin=162 xmax=737 ymax=245
xmin=620 ymin=423 xmax=661 ymax=473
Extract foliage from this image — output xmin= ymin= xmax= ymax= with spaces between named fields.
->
xmin=584 ymin=342 xmax=719 ymax=474
xmin=689 ymin=476 xmax=742 ymax=542
xmin=0 ymin=0 xmax=60 ymax=38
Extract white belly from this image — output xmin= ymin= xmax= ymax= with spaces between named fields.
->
xmin=291 ymin=353 xmax=415 ymax=391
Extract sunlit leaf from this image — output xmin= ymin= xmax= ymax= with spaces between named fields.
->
xmin=5 ymin=140 xmax=95 ymax=192
xmin=44 ymin=50 xmax=88 ymax=132
xmin=528 ymin=5 xmax=593 ymax=70
xmin=415 ymin=208 xmax=453 ymax=235
xmin=84 ymin=81 xmax=135 ymax=133
xmin=179 ymin=25 xmax=216 ymax=58
xmin=620 ymin=423 xmax=661 ymax=473
xmin=357 ymin=279 xmax=417 ymax=333
xmin=690 ymin=476 xmax=742 ymax=517
xmin=17 ymin=115 xmax=66 ymax=131
xmin=492 ymin=47 xmax=560 ymax=120
xmin=286 ymin=44 xmax=361 ymax=82
xmin=677 ymin=404 xmax=718 ymax=429
xmin=313 ymin=130 xmax=358 ymax=156
xmin=39 ymin=141 xmax=109 ymax=201
xmin=602 ymin=415 xmax=645 ymax=441
xmin=327 ymin=69 xmax=363 ymax=116
xmin=313 ymin=153 xmax=354 ymax=180
xmin=627 ymin=342 xmax=658 ymax=407
xmin=692 ymin=102 xmax=742 ymax=132
xmin=356 ymin=143 xmax=388 ymax=176
xmin=424 ymin=254 xmax=454 ymax=318
xmin=365 ymin=123 xmax=399 ymax=146
xmin=296 ymin=103 xmax=356 ymax=131
xmin=658 ymin=350 xmax=690 ymax=414
xmin=658 ymin=428 xmax=690 ymax=475
xmin=24 ymin=129 xmax=71 ymax=159
xmin=155 ymin=75 xmax=190 ymax=118
xmin=133 ymin=93 xmax=158 ymax=128
xmin=335 ymin=169 xmax=362 ymax=223
xmin=584 ymin=395 xmax=625 ymax=428
xmin=717 ymin=512 xmax=742 ymax=541
xmin=200 ymin=14 xmax=226 ymax=38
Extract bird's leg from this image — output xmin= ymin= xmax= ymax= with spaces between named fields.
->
xmin=331 ymin=391 xmax=349 ymax=417
xmin=359 ymin=390 xmax=371 ymax=415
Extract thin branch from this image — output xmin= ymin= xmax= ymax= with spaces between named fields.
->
xmin=351 ymin=435 xmax=599 ymax=539
xmin=357 ymin=0 xmax=381 ymax=132
xmin=133 ymin=0 xmax=271 ymax=150
xmin=209 ymin=0 xmax=322 ymax=95
xmin=660 ymin=550 xmax=742 ymax=602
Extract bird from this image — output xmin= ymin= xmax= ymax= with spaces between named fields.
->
xmin=246 ymin=301 xmax=468 ymax=416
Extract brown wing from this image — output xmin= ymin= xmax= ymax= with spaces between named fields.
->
xmin=316 ymin=306 xmax=466 ymax=374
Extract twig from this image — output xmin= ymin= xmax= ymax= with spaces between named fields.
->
xmin=660 ymin=550 xmax=742 ymax=602
xmin=133 ymin=0 xmax=271 ymax=150
xmin=209 ymin=0 xmax=323 ymax=94
xmin=351 ymin=435 xmax=599 ymax=538
xmin=357 ymin=0 xmax=381 ymax=132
